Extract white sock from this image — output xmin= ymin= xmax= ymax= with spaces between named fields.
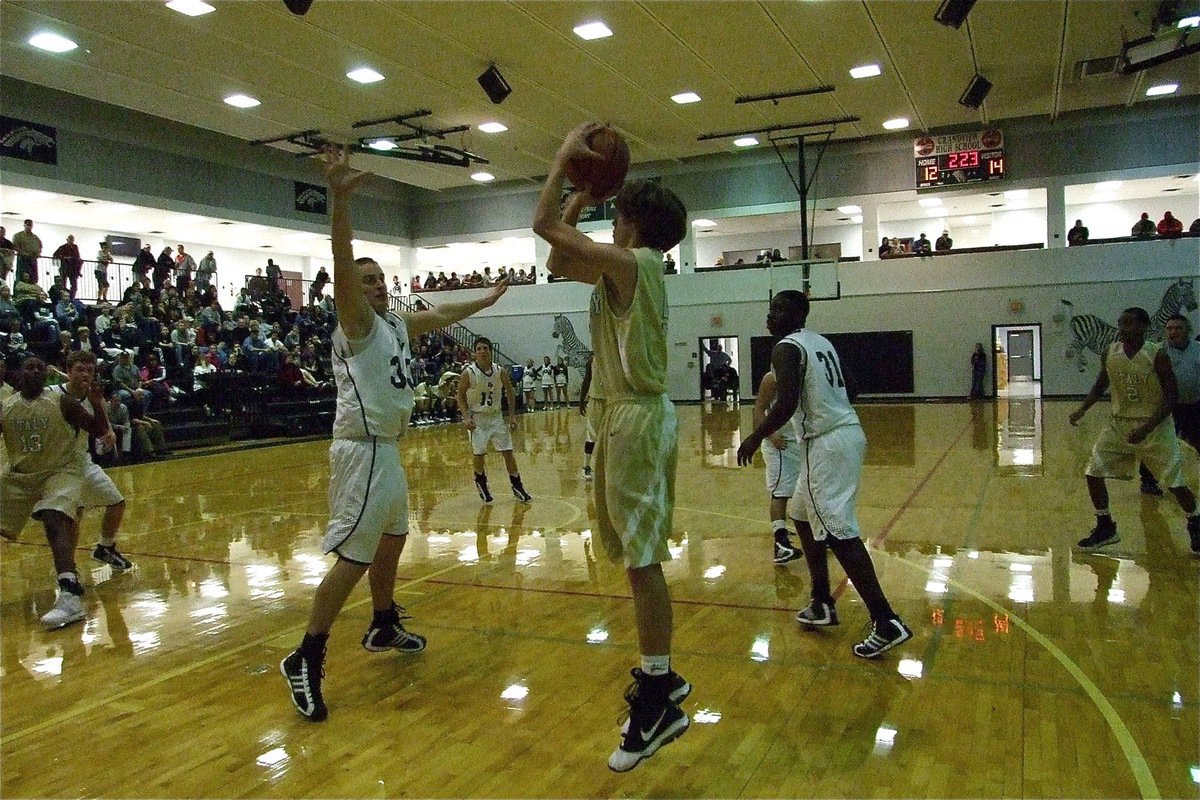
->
xmin=772 ymin=520 xmax=789 ymax=535
xmin=100 ymin=536 xmax=116 ymax=547
xmin=641 ymin=654 xmax=670 ymax=676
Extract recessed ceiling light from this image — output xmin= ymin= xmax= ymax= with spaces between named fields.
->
xmin=692 ymin=219 xmax=716 ymax=228
xmin=882 ymin=117 xmax=909 ymax=130
xmin=1095 ymin=180 xmax=1122 ymax=191
xmin=478 ymin=122 xmax=508 ymax=134
xmin=1145 ymin=82 xmax=1179 ymax=97
xmin=574 ymin=21 xmax=613 ymax=40
xmin=671 ymin=92 xmax=702 ymax=104
xmin=837 ymin=205 xmax=862 ymax=214
xmin=368 ymin=139 xmax=397 ymax=151
xmin=347 ymin=67 xmax=385 ymax=84
xmin=1004 ymin=189 xmax=1028 ymax=199
xmin=471 ymin=172 xmax=495 ymax=182
xmin=1177 ymin=15 xmax=1199 ymax=28
xmin=224 ymin=94 xmax=260 ymax=108
xmin=28 ymin=32 xmax=77 ymax=53
xmin=850 ymin=64 xmax=882 ymax=79
xmin=733 ymin=137 xmax=759 ymax=147
xmin=166 ymin=0 xmax=215 ymax=17
xmin=918 ymin=197 xmax=942 ymax=208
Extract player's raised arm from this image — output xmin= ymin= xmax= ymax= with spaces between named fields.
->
xmin=405 ymin=280 xmax=508 ymax=339
xmin=323 ymin=146 xmax=374 ymax=340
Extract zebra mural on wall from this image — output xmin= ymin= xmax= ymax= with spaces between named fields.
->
xmin=552 ymin=314 xmax=592 ymax=369
xmin=1061 ymin=277 xmax=1197 ymax=371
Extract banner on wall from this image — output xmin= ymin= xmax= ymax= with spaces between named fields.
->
xmin=294 ymin=182 xmax=328 ymax=215
xmin=0 ymin=116 xmax=58 ymax=165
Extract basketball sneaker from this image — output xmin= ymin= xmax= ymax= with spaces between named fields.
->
xmin=581 ymin=466 xmax=594 ymax=481
xmin=1187 ymin=515 xmax=1200 ymax=555
xmin=620 ymin=670 xmax=691 ymax=734
xmin=93 ymin=543 xmax=133 ymax=570
xmin=474 ymin=474 xmax=493 ymax=504
xmin=852 ymin=617 xmax=913 ymax=659
xmin=511 ymin=476 xmax=532 ymax=503
xmin=41 ymin=586 xmax=86 ymax=630
xmin=796 ymin=600 xmax=839 ymax=627
xmin=362 ymin=605 xmax=427 ymax=653
xmin=281 ymin=648 xmax=327 ymax=721
xmin=773 ymin=533 xmax=801 ymax=564
xmin=608 ymin=669 xmax=690 ymax=773
xmin=1077 ymin=518 xmax=1119 ymax=550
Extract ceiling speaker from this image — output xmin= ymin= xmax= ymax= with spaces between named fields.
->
xmin=958 ymin=74 xmax=992 ymax=108
xmin=934 ymin=0 xmax=978 ymax=28
xmin=477 ymin=65 xmax=512 ymax=105
xmin=283 ymin=0 xmax=315 ymax=15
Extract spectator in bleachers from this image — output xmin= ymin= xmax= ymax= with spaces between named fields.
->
xmin=171 ymin=319 xmax=196 ymax=366
xmin=446 ymin=272 xmax=462 ymax=289
xmin=196 ymin=251 xmax=217 ymax=293
xmin=139 ymin=352 xmax=172 ymax=406
xmin=153 ymin=246 xmax=174 ymax=294
xmin=0 ymin=226 xmax=14 ymax=286
xmin=111 ymin=351 xmax=147 ymax=413
xmin=0 ymin=284 xmax=19 ymax=332
xmin=175 ymin=245 xmax=196 ymax=293
xmin=879 ymin=237 xmax=892 ymax=257
xmin=13 ymin=220 xmax=42 ymax=286
xmin=309 ymin=265 xmax=330 ymax=307
xmin=423 ymin=271 xmax=437 ymax=290
xmin=242 ymin=324 xmax=276 ymax=373
xmin=265 ymin=323 xmax=288 ymax=354
xmin=914 ymin=233 xmax=932 ymax=254
xmin=935 ymin=230 xmax=953 ymax=251
xmin=299 ymin=342 xmax=324 ymax=380
xmin=435 ymin=271 xmax=448 ymax=289
xmin=132 ymin=244 xmax=154 ymax=289
xmin=104 ymin=389 xmax=132 ymax=464
xmin=265 ymin=259 xmax=282 ymax=296
xmin=284 ymin=323 xmax=301 ymax=350
xmin=770 ymin=248 xmax=785 ymax=262
xmin=192 ymin=349 xmax=216 ymax=411
xmin=198 ymin=298 xmax=222 ymax=343
xmin=233 ymin=287 xmax=256 ymax=317
xmin=73 ymin=325 xmax=100 ymax=355
xmin=1068 ymin=219 xmax=1089 ymax=246
xmin=391 ymin=275 xmax=403 ymax=297
xmin=13 ymin=270 xmax=48 ymax=326
xmin=410 ymin=274 xmax=422 ymax=293
xmin=1157 ymin=211 xmax=1183 ymax=237
xmin=1132 ymin=212 xmax=1157 ymax=238
xmin=131 ymin=411 xmax=169 ymax=460
xmin=95 ymin=241 xmax=114 ymax=303
xmin=277 ymin=350 xmax=319 ymax=394
xmin=53 ymin=235 xmax=83 ymax=298
xmin=1190 ymin=217 xmax=1200 ymax=234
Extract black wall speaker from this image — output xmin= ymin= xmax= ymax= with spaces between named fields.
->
xmin=477 ymin=65 xmax=512 ymax=105
xmin=958 ymin=74 xmax=992 ymax=108
xmin=934 ymin=0 xmax=978 ymax=28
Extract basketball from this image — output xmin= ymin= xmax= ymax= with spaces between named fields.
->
xmin=565 ymin=126 xmax=630 ymax=200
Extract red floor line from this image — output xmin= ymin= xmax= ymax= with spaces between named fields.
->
xmin=831 ymin=417 xmax=972 ymax=601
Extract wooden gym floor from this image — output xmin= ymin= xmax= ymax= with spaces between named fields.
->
xmin=1 ymin=400 xmax=1197 ymax=798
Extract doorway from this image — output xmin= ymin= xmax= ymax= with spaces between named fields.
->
xmin=698 ymin=336 xmax=740 ymax=402
xmin=991 ymin=323 xmax=1042 ymax=398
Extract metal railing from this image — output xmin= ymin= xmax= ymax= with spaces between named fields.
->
xmin=390 ymin=293 xmax=516 ymax=369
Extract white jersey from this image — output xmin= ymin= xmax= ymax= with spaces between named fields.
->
xmin=780 ymin=329 xmax=860 ymax=439
xmin=464 ymin=362 xmax=504 ymax=416
xmin=331 ymin=312 xmax=414 ymax=440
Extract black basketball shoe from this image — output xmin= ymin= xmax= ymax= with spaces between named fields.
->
xmin=281 ymin=648 xmax=327 ymax=721
xmin=475 ymin=473 xmax=493 ymax=504
xmin=608 ymin=669 xmax=690 ymax=772
xmin=1077 ymin=518 xmax=1119 ymax=550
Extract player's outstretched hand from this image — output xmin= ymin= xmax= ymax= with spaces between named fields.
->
xmin=736 ymin=432 xmax=762 ymax=466
xmin=554 ymin=121 xmax=605 ymax=167
xmin=481 ymin=278 xmax=509 ymax=307
xmin=322 ymin=145 xmax=370 ymax=196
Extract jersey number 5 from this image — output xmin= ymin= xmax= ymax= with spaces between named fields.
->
xmin=814 ymin=351 xmax=845 ymax=389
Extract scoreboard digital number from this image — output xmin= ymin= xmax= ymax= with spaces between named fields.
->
xmin=914 ymin=129 xmax=1005 ymax=189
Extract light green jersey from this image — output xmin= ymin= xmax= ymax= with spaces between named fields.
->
xmin=1105 ymin=340 xmax=1163 ymax=419
xmin=2 ymin=391 xmax=79 ymax=474
xmin=589 ymin=247 xmax=668 ymax=400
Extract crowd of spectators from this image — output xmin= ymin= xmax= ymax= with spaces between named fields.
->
xmin=415 ymin=265 xmax=536 ymax=292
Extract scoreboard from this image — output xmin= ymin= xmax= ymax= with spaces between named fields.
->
xmin=914 ymin=129 xmax=1005 ymax=189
